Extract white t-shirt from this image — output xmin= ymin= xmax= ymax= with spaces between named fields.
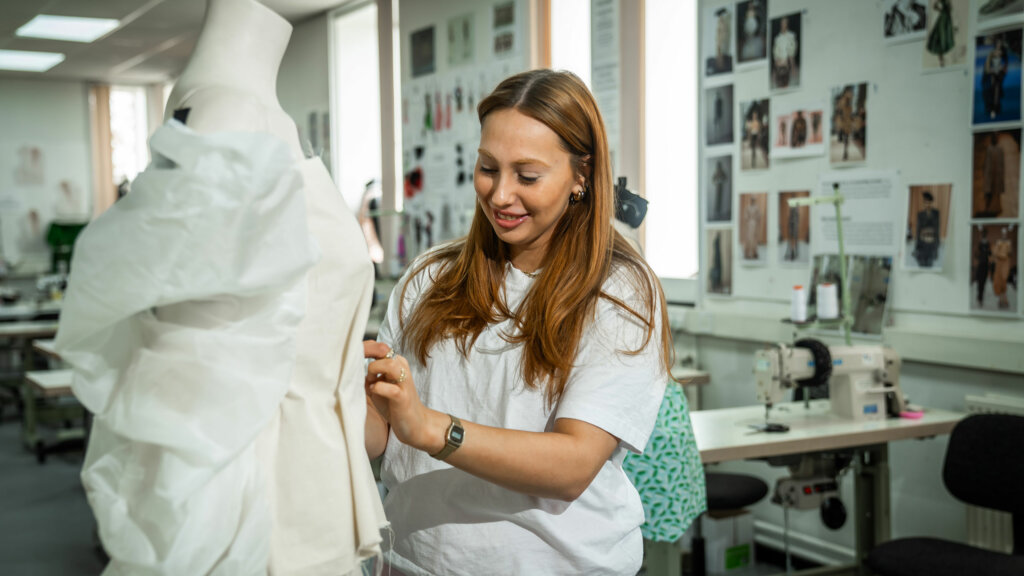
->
xmin=378 ymin=258 xmax=667 ymax=576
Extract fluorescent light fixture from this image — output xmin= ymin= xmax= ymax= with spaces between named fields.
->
xmin=0 ymin=49 xmax=66 ymax=72
xmin=17 ymin=15 xmax=119 ymax=43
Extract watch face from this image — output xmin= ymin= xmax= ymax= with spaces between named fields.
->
xmin=450 ymin=427 xmax=464 ymax=443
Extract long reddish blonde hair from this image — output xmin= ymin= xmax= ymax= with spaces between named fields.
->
xmin=400 ymin=69 xmax=674 ymax=406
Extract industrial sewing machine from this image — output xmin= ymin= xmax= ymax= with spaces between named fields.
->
xmin=754 ymin=338 xmax=908 ymax=424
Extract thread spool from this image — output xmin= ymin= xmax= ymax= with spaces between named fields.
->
xmin=791 ymin=285 xmax=808 ymax=323
xmin=817 ymin=282 xmax=839 ymax=320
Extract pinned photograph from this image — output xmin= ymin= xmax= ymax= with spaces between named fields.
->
xmin=969 ymin=223 xmax=1019 ymax=314
xmin=923 ymin=0 xmax=969 ymax=70
xmin=973 ymin=30 xmax=1022 ymax=125
xmin=972 ymin=129 xmax=1020 ymax=219
xmin=411 ymin=26 xmax=436 ymax=78
xmin=705 ymin=155 xmax=733 ymax=223
xmin=772 ymin=102 xmax=826 ymax=158
xmin=705 ymin=84 xmax=735 ymax=146
xmin=493 ymin=1 xmax=517 ymax=57
xmin=884 ymin=0 xmax=928 ymax=42
xmin=778 ymin=190 xmax=811 ymax=265
xmin=704 ymin=3 xmax=734 ymax=76
xmin=848 ymin=256 xmax=894 ymax=335
xmin=904 ymin=184 xmax=952 ymax=271
xmin=740 ymin=98 xmax=770 ymax=170
xmin=739 ymin=192 xmax=768 ymax=266
xmin=830 ymin=83 xmax=868 ymax=165
xmin=706 ymin=228 xmax=733 ymax=296
xmin=977 ymin=0 xmax=1024 ymax=31
xmin=770 ymin=12 xmax=801 ymax=90
xmin=737 ymin=0 xmax=768 ymax=65
xmin=447 ymin=13 xmax=475 ymax=67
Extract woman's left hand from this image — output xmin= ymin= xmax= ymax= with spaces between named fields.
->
xmin=365 ymin=352 xmax=439 ymax=453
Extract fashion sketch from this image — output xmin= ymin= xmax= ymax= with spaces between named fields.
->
xmin=924 ymin=0 xmax=968 ymax=69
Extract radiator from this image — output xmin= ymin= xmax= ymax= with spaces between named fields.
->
xmin=963 ymin=394 xmax=1024 ymax=554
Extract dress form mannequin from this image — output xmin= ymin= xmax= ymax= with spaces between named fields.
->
xmin=159 ymin=0 xmax=385 ymax=573
xmin=164 ymin=0 xmax=302 ymax=159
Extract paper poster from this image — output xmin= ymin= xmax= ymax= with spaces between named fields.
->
xmin=447 ymin=13 xmax=475 ymax=67
xmin=493 ymin=1 xmax=518 ymax=58
xmin=969 ymin=222 xmax=1018 ymax=315
xmin=703 ymin=3 xmax=734 ymax=76
xmin=736 ymin=0 xmax=768 ymax=67
xmin=705 ymin=227 xmax=733 ymax=296
xmin=813 ymin=171 xmax=902 ymax=257
xmin=830 ymin=83 xmax=867 ymax=166
xmin=740 ymin=98 xmax=770 ymax=171
xmin=778 ymin=190 xmax=810 ymax=265
xmin=770 ymin=12 xmax=801 ymax=91
xmin=705 ymin=155 xmax=732 ymax=223
xmin=972 ymin=29 xmax=1022 ymax=126
xmin=738 ymin=192 xmax=768 ymax=266
xmin=923 ymin=0 xmax=968 ymax=70
xmin=977 ymin=0 xmax=1024 ymax=32
xmin=705 ymin=84 xmax=734 ymax=146
xmin=904 ymin=184 xmax=952 ymax=271
xmin=411 ymin=26 xmax=436 ymax=77
xmin=971 ymin=129 xmax=1020 ymax=219
xmin=883 ymin=0 xmax=928 ymax=43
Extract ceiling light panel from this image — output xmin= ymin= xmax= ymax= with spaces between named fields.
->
xmin=17 ymin=15 xmax=120 ymax=43
xmin=0 ymin=49 xmax=66 ymax=72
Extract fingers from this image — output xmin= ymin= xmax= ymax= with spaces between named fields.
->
xmin=368 ymin=381 xmax=402 ymax=400
xmin=366 ymin=354 xmax=412 ymax=387
xmin=363 ymin=340 xmax=391 ymax=360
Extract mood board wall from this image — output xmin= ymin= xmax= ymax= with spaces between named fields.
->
xmin=697 ymin=0 xmax=1024 ymax=348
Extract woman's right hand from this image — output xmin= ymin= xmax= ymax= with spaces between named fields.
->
xmin=364 ymin=341 xmax=394 ymax=423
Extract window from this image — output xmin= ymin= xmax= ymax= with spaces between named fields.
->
xmin=644 ymin=1 xmax=699 ymax=301
xmin=549 ymin=0 xmax=591 ymax=86
xmin=330 ymin=1 xmax=383 ymax=212
xmin=109 ymin=85 xmax=149 ymax=187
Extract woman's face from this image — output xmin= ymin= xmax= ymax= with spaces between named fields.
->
xmin=475 ymin=108 xmax=579 ymax=270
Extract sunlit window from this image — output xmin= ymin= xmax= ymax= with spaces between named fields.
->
xmin=109 ymin=85 xmax=149 ymax=187
xmin=645 ymin=1 xmax=699 ymax=296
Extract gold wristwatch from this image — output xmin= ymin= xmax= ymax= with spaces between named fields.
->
xmin=430 ymin=414 xmax=464 ymax=460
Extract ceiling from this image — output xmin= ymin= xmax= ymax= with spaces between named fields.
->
xmin=0 ymin=0 xmax=344 ymax=84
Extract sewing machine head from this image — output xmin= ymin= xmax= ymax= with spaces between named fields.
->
xmin=754 ymin=338 xmax=907 ymax=420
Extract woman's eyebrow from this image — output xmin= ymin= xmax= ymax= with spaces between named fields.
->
xmin=476 ymin=149 xmax=550 ymax=168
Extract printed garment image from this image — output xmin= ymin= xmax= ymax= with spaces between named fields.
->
xmin=924 ymin=0 xmax=969 ymax=69
xmin=706 ymin=84 xmax=735 ymax=146
xmin=971 ymin=129 xmax=1020 ymax=219
xmin=884 ymin=0 xmax=928 ymax=41
xmin=737 ymin=0 xmax=768 ymax=65
xmin=904 ymin=184 xmax=952 ymax=271
xmin=704 ymin=3 xmax=735 ymax=76
xmin=973 ymin=29 xmax=1023 ymax=125
xmin=705 ymin=155 xmax=733 ymax=223
xmin=771 ymin=12 xmax=801 ymax=90
xmin=740 ymin=98 xmax=770 ymax=170
xmin=969 ymin=223 xmax=1019 ymax=314
xmin=778 ymin=190 xmax=810 ymax=265
xmin=705 ymin=228 xmax=733 ymax=296
xmin=739 ymin=192 xmax=768 ymax=266
xmin=830 ymin=83 xmax=868 ymax=166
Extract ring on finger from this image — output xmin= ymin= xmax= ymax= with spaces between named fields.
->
xmin=385 ymin=349 xmax=395 ymax=359
xmin=397 ymin=367 xmax=406 ymax=384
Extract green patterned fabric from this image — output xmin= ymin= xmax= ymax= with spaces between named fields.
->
xmin=624 ymin=384 xmax=707 ymax=542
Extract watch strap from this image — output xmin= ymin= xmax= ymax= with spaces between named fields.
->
xmin=430 ymin=414 xmax=464 ymax=460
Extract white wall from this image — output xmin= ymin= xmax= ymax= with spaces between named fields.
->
xmin=0 ymin=79 xmax=93 ymax=272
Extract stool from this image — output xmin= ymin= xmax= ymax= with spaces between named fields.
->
xmin=691 ymin=472 xmax=769 ymax=576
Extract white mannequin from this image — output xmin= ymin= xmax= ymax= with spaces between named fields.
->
xmin=164 ymin=0 xmax=303 ymax=159
xmin=159 ymin=0 xmax=386 ymax=573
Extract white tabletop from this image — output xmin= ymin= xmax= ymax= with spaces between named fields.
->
xmin=32 ymin=338 xmax=59 ymax=359
xmin=25 ymin=369 xmax=74 ymax=398
xmin=691 ymin=399 xmax=964 ymax=464
xmin=0 ymin=320 xmax=59 ymax=338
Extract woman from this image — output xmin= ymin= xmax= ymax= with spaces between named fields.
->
xmin=983 ymin=40 xmax=1008 ymax=120
xmin=772 ymin=16 xmax=797 ymax=88
xmin=364 ymin=69 xmax=674 ymax=575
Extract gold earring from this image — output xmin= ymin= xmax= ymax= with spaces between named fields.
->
xmin=570 ymin=187 xmax=584 ymax=204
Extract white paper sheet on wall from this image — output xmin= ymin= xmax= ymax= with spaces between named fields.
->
xmin=813 ymin=170 xmax=902 ymax=256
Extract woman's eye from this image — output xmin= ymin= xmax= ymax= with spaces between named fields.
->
xmin=479 ymin=166 xmax=498 ymax=174
xmin=518 ymin=175 xmax=539 ymax=185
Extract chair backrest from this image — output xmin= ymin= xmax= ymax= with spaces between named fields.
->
xmin=942 ymin=413 xmax=1024 ymax=516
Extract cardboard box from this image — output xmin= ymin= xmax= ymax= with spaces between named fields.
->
xmin=702 ymin=509 xmax=755 ymax=573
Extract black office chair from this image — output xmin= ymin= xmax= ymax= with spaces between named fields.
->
xmin=691 ymin=472 xmax=769 ymax=576
xmin=866 ymin=413 xmax=1024 ymax=576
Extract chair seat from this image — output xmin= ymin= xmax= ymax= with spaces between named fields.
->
xmin=866 ymin=537 xmax=1024 ymax=576
xmin=705 ymin=472 xmax=768 ymax=511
